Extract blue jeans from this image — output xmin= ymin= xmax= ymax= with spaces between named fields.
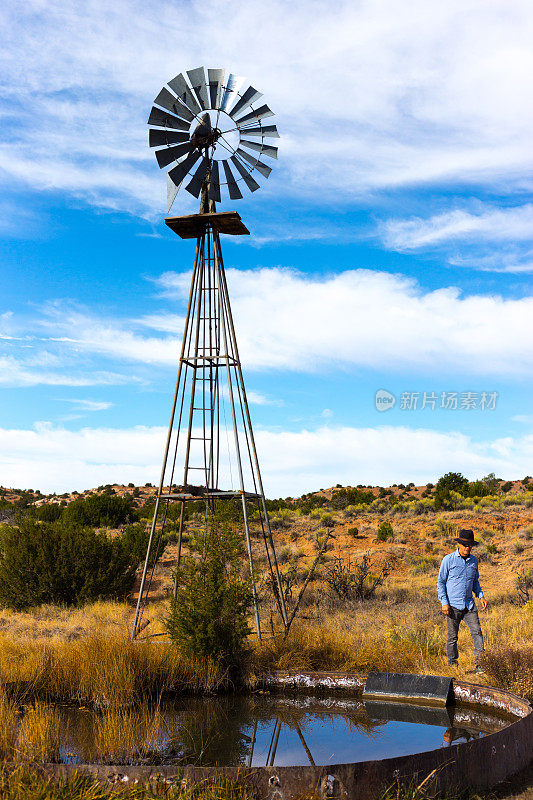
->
xmin=446 ymin=606 xmax=484 ymax=665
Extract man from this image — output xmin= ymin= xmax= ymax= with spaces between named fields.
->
xmin=437 ymin=529 xmax=487 ymax=671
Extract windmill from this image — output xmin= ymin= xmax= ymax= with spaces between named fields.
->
xmin=131 ymin=68 xmax=288 ymax=640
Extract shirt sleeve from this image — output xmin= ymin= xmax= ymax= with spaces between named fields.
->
xmin=437 ymin=555 xmax=450 ymax=605
xmin=472 ymin=558 xmax=483 ymax=598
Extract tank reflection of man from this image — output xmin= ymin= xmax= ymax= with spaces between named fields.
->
xmin=443 ymin=727 xmax=478 ymax=746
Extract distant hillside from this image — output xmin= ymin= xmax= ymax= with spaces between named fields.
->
xmin=0 ymin=474 xmax=530 ymax=512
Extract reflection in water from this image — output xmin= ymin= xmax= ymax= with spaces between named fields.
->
xmin=24 ymin=695 xmax=512 ymax=767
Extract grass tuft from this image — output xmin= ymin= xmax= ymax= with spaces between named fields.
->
xmin=15 ymin=702 xmax=63 ymax=763
xmin=0 ymin=767 xmax=255 ymax=799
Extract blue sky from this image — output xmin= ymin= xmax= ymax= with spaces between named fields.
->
xmin=0 ymin=0 xmax=532 ymax=495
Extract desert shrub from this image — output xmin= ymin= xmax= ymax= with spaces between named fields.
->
xmin=166 ymin=521 xmax=252 ymax=671
xmin=434 ymin=516 xmax=457 ymax=539
xmin=0 ymin=519 xmax=139 ymax=610
xmin=269 ymin=513 xmax=289 ymax=530
xmin=519 ymin=525 xmax=533 ymax=540
xmin=329 ymin=487 xmax=374 ymax=510
xmin=312 ymin=528 xmax=333 ymax=552
xmin=63 ymin=492 xmax=138 ymax=528
xmin=320 ymin=512 xmax=335 ymax=529
xmin=434 ymin=472 xmax=468 ymax=509
xmin=276 ymin=544 xmax=301 ymax=564
xmin=412 ymin=500 xmax=431 ymax=515
xmin=120 ymin=522 xmax=162 ymax=566
xmin=480 ymin=646 xmax=533 ymax=701
xmin=516 ymin=569 xmax=533 ymax=605
xmin=376 ymin=521 xmax=393 ymax=542
xmin=32 ymin=503 xmax=63 ymax=522
xmin=347 ymin=526 xmax=359 ymax=537
xmin=325 ymin=551 xmax=391 ymax=601
xmin=409 ymin=555 xmax=439 ymax=575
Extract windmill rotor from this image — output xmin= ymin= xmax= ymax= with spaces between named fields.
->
xmin=148 ymin=67 xmax=279 ymax=208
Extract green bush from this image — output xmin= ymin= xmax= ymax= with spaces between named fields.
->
xmin=434 ymin=472 xmax=468 ymax=509
xmin=0 ymin=519 xmax=140 ymax=610
xmin=63 ymin=492 xmax=138 ymax=528
xmin=166 ymin=521 xmax=252 ymax=671
xmin=376 ymin=522 xmax=394 ymax=542
xmin=32 ymin=503 xmax=64 ymax=522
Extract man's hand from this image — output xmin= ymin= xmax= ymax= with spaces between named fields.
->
xmin=442 ymin=604 xmax=451 ymax=616
xmin=478 ymin=597 xmax=487 ymax=611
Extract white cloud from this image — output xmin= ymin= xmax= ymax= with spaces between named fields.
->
xmin=0 ymin=422 xmax=530 ymax=495
xmin=42 ymin=305 xmax=180 ymax=365
xmin=382 ymin=204 xmax=533 ymax=251
xmin=448 ymin=250 xmax=533 ymax=274
xmin=1 ymin=0 xmax=532 ymax=214
xmin=155 ymin=267 xmax=533 ymax=376
xmin=5 ymin=266 xmax=532 ymax=383
xmin=245 ymin=391 xmax=281 ymax=407
xmin=60 ymin=399 xmax=113 ymax=412
xmin=0 ymin=356 xmax=132 ymax=388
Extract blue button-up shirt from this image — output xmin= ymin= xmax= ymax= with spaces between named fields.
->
xmin=437 ymin=549 xmax=484 ymax=610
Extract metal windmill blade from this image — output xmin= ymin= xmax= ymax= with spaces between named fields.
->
xmin=240 ymin=139 xmax=278 ymax=159
xmin=153 ymin=87 xmax=195 ymax=122
xmin=148 ymin=107 xmax=190 ymax=131
xmin=228 ymin=86 xmax=263 ymax=120
xmin=208 ymin=68 xmax=225 ymax=108
xmin=230 ymin=155 xmax=260 ymax=192
xmin=236 ymin=124 xmax=279 ymax=138
xmin=149 ymin=129 xmax=190 ymax=148
xmin=185 ymin=157 xmax=210 ymax=199
xmin=149 ymin=68 xmax=279 ymax=205
xmin=187 ymin=67 xmax=210 ymax=110
xmin=220 ymin=73 xmax=245 ymax=112
xmin=167 ymin=73 xmax=201 ymax=116
xmin=236 ymin=147 xmax=272 ymax=178
xmin=233 ymin=104 xmax=274 ymax=125
xmin=222 ymin=160 xmax=243 ymax=200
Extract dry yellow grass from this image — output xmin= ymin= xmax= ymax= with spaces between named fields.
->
xmin=0 ymin=688 xmax=18 ymax=759
xmin=0 ymin=594 xmax=531 ymax=704
xmin=0 ymin=627 xmax=226 ymax=708
xmin=0 ymin=766 xmax=256 ymax=799
xmin=254 ymin=597 xmax=533 ymax=698
xmin=92 ymin=701 xmax=165 ymax=763
xmin=0 ymin=601 xmax=132 ymax=641
xmin=15 ymin=702 xmax=63 ymax=763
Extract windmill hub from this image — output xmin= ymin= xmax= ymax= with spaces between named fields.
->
xmin=188 ymin=110 xmax=239 ymax=160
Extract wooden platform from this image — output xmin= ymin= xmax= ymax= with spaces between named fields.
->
xmin=165 ymin=211 xmax=250 ymax=239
